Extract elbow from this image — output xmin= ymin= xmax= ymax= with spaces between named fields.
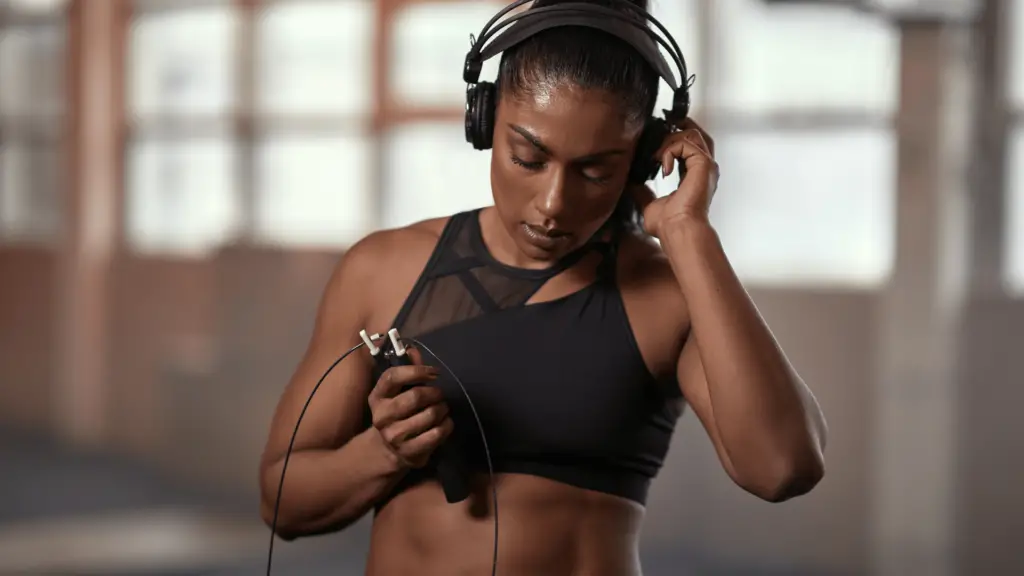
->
xmin=259 ymin=474 xmax=301 ymax=541
xmin=258 ymin=463 xmax=308 ymax=541
xmin=740 ymin=451 xmax=825 ymax=504
xmin=260 ymin=501 xmax=299 ymax=542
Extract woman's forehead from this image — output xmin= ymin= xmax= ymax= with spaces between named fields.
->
xmin=499 ymin=85 xmax=640 ymax=150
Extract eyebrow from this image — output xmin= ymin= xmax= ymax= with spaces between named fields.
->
xmin=508 ymin=123 xmax=627 ymax=162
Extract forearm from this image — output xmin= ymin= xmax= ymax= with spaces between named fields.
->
xmin=662 ymin=218 xmax=825 ymax=485
xmin=260 ymin=427 xmax=406 ymax=539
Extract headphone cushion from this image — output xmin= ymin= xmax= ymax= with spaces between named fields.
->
xmin=465 ymin=81 xmax=497 ymax=150
xmin=476 ymin=82 xmax=496 ymax=150
xmin=628 ymin=118 xmax=670 ymax=184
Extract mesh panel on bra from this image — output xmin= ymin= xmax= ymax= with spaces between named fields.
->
xmin=393 ymin=210 xmax=610 ymax=339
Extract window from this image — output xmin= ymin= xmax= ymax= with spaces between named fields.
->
xmin=126 ymin=136 xmax=239 ymax=255
xmin=1008 ymin=130 xmax=1024 ymax=292
xmin=390 ymin=1 xmax=507 ymax=108
xmin=708 ymin=129 xmax=896 ymax=285
xmin=252 ymin=0 xmax=375 ymax=248
xmin=699 ymin=0 xmax=898 ymax=286
xmin=1009 ymin=0 xmax=1023 ymax=109
xmin=255 ymin=134 xmax=372 ymax=247
xmin=0 ymin=17 xmax=65 ymax=242
xmin=1006 ymin=0 xmax=1024 ymax=292
xmin=381 ymin=122 xmax=492 ymax=230
xmin=389 ymin=0 xmax=702 ymax=116
xmin=126 ymin=0 xmax=377 ymax=254
xmin=255 ymin=0 xmax=373 ymax=116
xmin=128 ymin=4 xmax=239 ymax=117
xmin=710 ymin=0 xmax=900 ymax=115
xmin=125 ymin=2 xmax=240 ymax=256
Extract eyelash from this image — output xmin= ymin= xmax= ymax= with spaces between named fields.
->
xmin=510 ymin=155 xmax=611 ymax=185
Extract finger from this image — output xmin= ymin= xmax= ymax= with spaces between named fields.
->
xmin=370 ymin=364 xmax=438 ymax=401
xmin=380 ymin=402 xmax=450 ymax=448
xmin=656 ymin=130 xmax=710 ymax=176
xmin=688 ymin=126 xmax=714 ymax=158
xmin=659 ymin=137 xmax=713 ymax=180
xmin=373 ymin=385 xmax=446 ymax=428
xmin=681 ymin=119 xmax=714 ymax=154
xmin=404 ymin=345 xmax=426 ymax=366
xmin=398 ymin=417 xmax=455 ymax=465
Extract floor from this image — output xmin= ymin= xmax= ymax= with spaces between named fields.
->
xmin=0 ymin=428 xmax=833 ymax=576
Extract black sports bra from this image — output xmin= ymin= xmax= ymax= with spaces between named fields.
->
xmin=375 ymin=209 xmax=683 ymax=505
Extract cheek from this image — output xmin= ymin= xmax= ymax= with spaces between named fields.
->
xmin=489 ymin=152 xmax=531 ymax=212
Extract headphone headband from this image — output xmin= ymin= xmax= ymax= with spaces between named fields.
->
xmin=463 ymin=0 xmax=692 ymax=116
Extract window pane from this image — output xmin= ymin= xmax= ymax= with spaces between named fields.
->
xmin=1011 ymin=0 xmax=1023 ymax=108
xmin=128 ymin=5 xmax=239 ymax=117
xmin=256 ymin=0 xmax=374 ymax=116
xmin=255 ymin=134 xmax=372 ymax=248
xmin=707 ymin=128 xmax=896 ymax=285
xmin=0 ymin=24 xmax=65 ymax=116
xmin=126 ymin=137 xmax=239 ymax=256
xmin=712 ymin=0 xmax=899 ymax=114
xmin=381 ymin=122 xmax=491 ymax=230
xmin=390 ymin=1 xmax=505 ymax=108
xmin=0 ymin=144 xmax=61 ymax=241
xmin=1006 ymin=127 xmax=1024 ymax=293
xmin=390 ymin=0 xmax=701 ymax=115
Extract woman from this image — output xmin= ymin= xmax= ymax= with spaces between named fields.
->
xmin=259 ymin=0 xmax=827 ymax=574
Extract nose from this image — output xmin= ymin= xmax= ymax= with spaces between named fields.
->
xmin=534 ymin=167 xmax=568 ymax=223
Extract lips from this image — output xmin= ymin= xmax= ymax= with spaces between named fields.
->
xmin=521 ymin=223 xmax=571 ymax=250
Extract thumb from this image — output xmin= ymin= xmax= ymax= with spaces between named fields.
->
xmin=628 ymin=183 xmax=657 ymax=213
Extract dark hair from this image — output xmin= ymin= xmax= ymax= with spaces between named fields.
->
xmin=495 ymin=0 xmax=660 ymax=230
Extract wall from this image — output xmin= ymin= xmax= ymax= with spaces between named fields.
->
xmin=957 ymin=297 xmax=1024 ymax=575
xmin=0 ymin=249 xmax=57 ymax=430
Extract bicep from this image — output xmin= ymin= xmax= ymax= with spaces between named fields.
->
xmin=261 ymin=250 xmax=377 ymax=467
xmin=677 ymin=335 xmax=739 ymax=481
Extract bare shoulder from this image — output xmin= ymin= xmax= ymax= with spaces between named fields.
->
xmin=614 ymin=228 xmax=689 ymax=379
xmin=323 ymin=215 xmax=453 ymax=331
xmin=616 ymin=230 xmax=679 ymax=294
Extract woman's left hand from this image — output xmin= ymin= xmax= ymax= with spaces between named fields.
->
xmin=632 ymin=119 xmax=720 ymax=239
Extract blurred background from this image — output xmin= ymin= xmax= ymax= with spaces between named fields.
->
xmin=0 ymin=0 xmax=1021 ymax=574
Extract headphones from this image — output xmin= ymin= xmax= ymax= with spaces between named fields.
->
xmin=463 ymin=0 xmax=694 ymax=185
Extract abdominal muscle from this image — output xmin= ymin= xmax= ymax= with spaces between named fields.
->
xmin=365 ymin=473 xmax=645 ymax=576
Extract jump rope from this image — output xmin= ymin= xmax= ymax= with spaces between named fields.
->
xmin=266 ymin=329 xmax=496 ymax=576
xmin=266 ymin=1 xmax=692 ymax=574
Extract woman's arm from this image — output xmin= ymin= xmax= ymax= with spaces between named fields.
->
xmin=665 ymin=219 xmax=827 ymax=503
xmin=634 ymin=120 xmax=826 ymax=502
xmin=258 ymin=232 xmax=406 ymax=539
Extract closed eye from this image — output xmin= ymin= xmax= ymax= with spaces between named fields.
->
xmin=510 ymin=155 xmax=544 ymax=171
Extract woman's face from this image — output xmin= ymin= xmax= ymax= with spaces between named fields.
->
xmin=490 ymin=83 xmax=643 ymax=266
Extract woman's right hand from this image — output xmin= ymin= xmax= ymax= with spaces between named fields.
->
xmin=368 ymin=364 xmax=454 ymax=469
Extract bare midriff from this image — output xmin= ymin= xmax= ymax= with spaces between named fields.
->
xmin=366 ymin=473 xmax=646 ymax=576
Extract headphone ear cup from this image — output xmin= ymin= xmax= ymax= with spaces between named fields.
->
xmin=465 ymin=81 xmax=497 ymax=150
xmin=628 ymin=118 xmax=670 ymax=184
xmin=476 ymin=81 xmax=496 ymax=150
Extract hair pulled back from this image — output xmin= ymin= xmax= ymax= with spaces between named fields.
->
xmin=495 ymin=0 xmax=661 ymax=228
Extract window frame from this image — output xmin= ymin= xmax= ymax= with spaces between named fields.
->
xmin=1004 ymin=0 xmax=1023 ymax=293
xmin=123 ymin=0 xmax=378 ymax=256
